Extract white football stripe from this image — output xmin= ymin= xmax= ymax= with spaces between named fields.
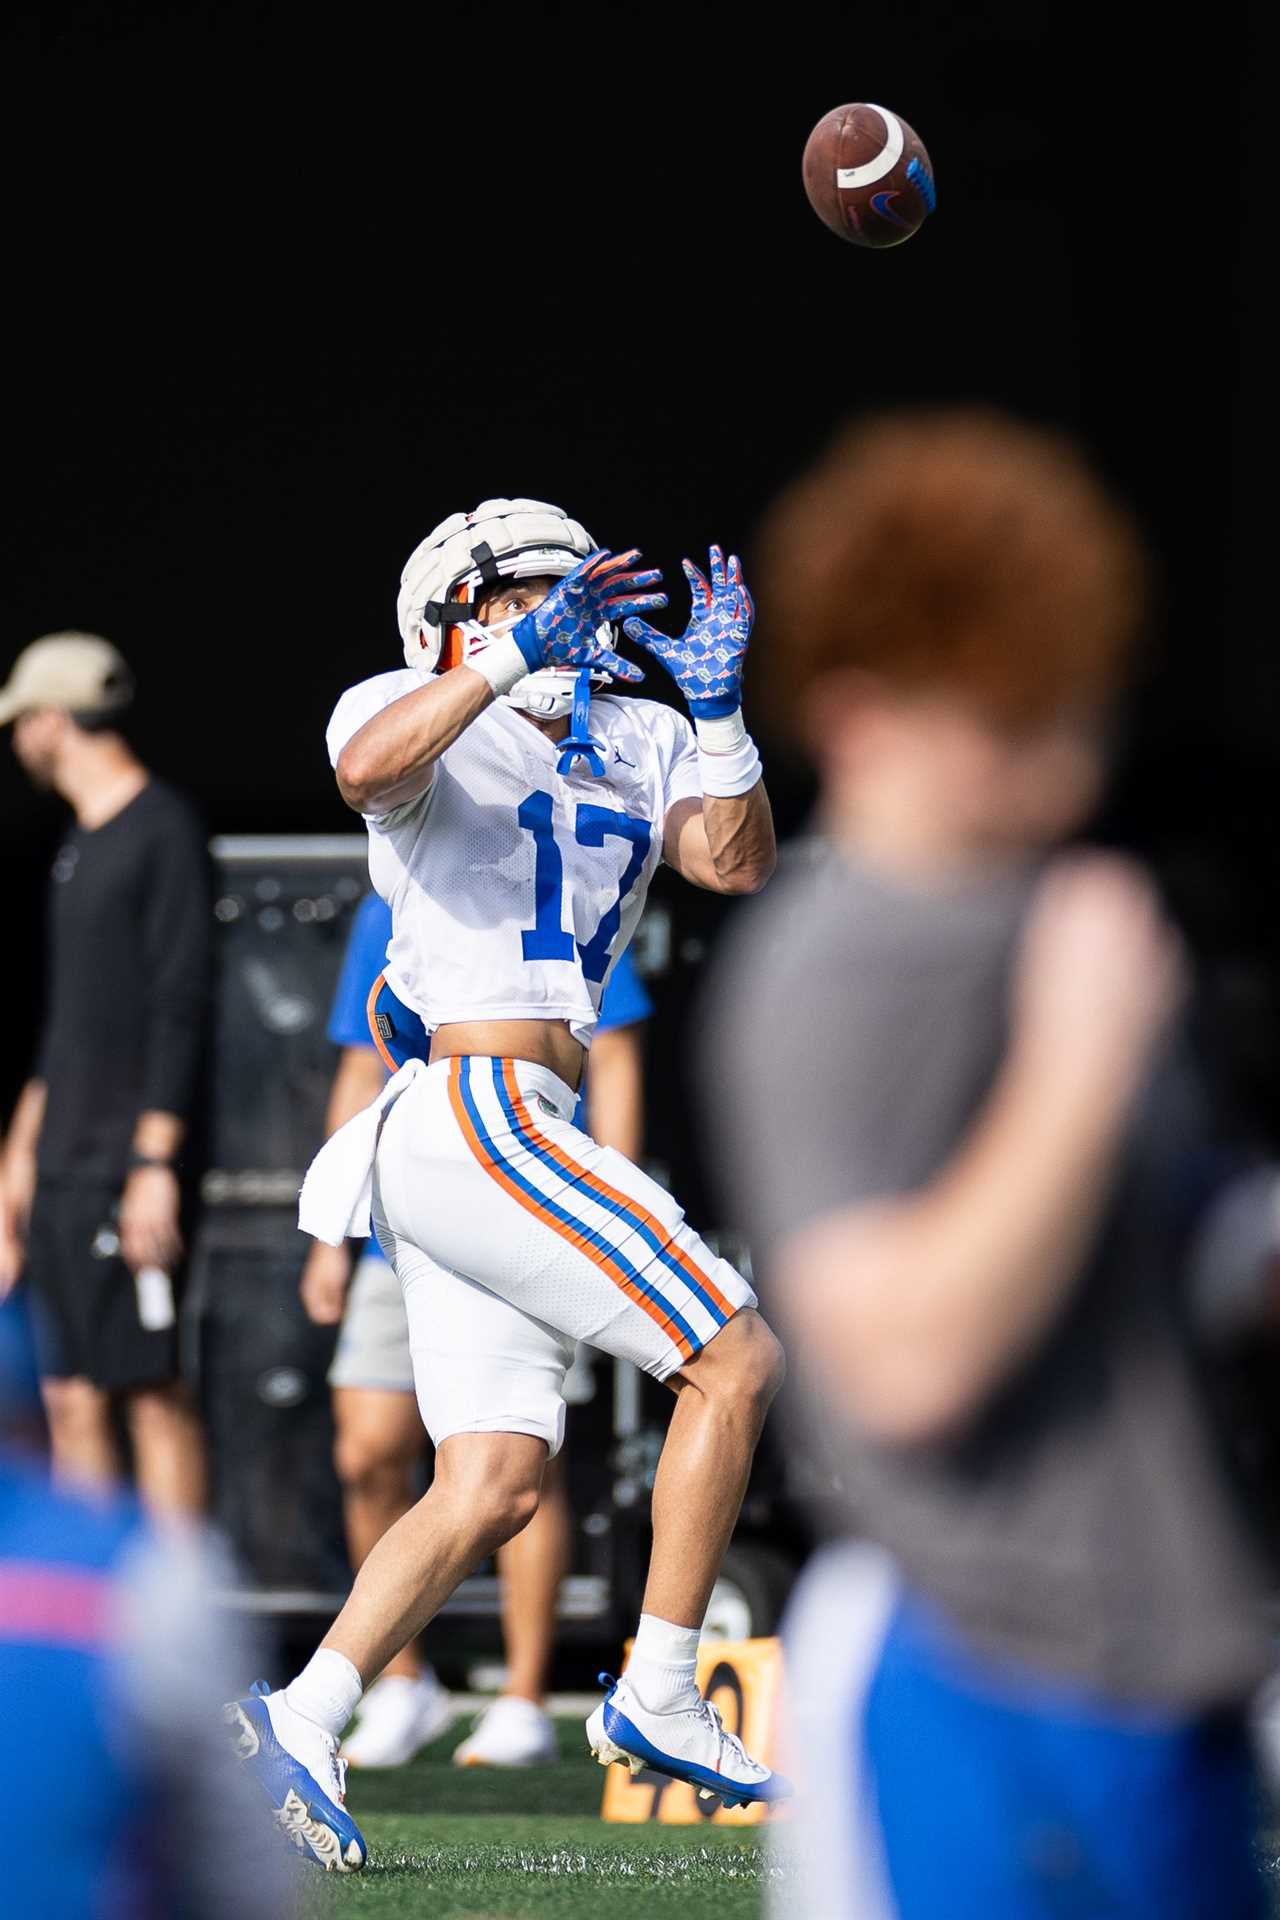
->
xmin=835 ymin=104 xmax=904 ymax=188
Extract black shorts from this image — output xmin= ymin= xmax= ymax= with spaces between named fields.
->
xmin=24 ymin=1177 xmax=188 ymax=1392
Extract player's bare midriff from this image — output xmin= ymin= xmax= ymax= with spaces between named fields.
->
xmin=429 ymin=1019 xmax=585 ymax=1092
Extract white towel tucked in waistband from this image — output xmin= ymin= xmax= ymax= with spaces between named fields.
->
xmin=298 ymin=1057 xmax=423 ymax=1246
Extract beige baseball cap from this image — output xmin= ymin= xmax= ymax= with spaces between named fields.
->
xmin=0 ymin=632 xmax=135 ymax=727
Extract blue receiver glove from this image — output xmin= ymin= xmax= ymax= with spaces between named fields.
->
xmin=509 ymin=549 xmax=664 ymax=683
xmin=622 ymin=545 xmax=753 ymax=718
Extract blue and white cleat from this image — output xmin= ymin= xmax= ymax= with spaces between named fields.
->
xmin=586 ymin=1672 xmax=792 ymax=1811
xmin=224 ymin=1681 xmax=367 ymax=1872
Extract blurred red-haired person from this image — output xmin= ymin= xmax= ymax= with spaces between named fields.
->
xmin=711 ymin=410 xmax=1275 ymax=1919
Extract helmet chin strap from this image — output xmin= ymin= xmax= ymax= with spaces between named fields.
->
xmin=556 ymin=669 xmax=605 ymax=776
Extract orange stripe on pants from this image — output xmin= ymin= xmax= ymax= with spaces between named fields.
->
xmin=446 ymin=1058 xmax=695 ymax=1361
xmin=498 ymin=1060 xmax=734 ymax=1321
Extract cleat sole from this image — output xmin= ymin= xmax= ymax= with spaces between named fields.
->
xmin=589 ymin=1733 xmax=647 ymax=1778
xmin=275 ymin=1788 xmax=352 ymax=1872
xmin=224 ymin=1697 xmax=366 ymax=1874
xmin=269 ymin=1786 xmax=363 ymax=1874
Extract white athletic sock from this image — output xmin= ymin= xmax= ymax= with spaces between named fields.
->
xmin=284 ymin=1649 xmax=364 ymax=1739
xmin=623 ymin=1613 xmax=702 ymax=1715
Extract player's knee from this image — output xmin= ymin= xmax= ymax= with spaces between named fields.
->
xmin=741 ymin=1317 xmax=786 ymax=1409
xmin=495 ymin=1479 xmax=542 ymax=1544
xmin=701 ymin=1311 xmax=786 ymax=1412
xmin=434 ymin=1436 xmax=545 ymax=1548
xmin=459 ymin=1474 xmax=541 ymax=1552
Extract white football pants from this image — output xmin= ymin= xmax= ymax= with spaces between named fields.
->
xmin=370 ymin=1055 xmax=755 ymax=1456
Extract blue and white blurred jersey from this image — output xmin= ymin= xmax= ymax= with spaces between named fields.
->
xmin=0 ymin=1448 xmax=288 ymax=1919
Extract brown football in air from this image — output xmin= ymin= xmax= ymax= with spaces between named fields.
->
xmin=802 ymin=102 xmax=936 ymax=248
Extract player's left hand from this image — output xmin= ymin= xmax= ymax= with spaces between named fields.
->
xmin=119 ymin=1165 xmax=184 ymax=1273
xmin=623 ymin=545 xmax=753 ymax=718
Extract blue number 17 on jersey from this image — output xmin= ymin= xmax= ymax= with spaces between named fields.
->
xmin=516 ymin=791 xmax=652 ymax=984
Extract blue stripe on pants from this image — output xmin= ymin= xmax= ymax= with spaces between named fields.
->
xmin=487 ymin=1059 xmax=728 ymax=1331
xmin=455 ymin=1058 xmax=702 ymax=1356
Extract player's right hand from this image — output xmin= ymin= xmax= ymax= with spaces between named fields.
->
xmin=300 ymin=1239 xmax=353 ymax=1325
xmin=511 ymin=550 xmax=662 ymax=683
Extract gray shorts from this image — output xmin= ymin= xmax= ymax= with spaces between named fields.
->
xmin=328 ymin=1248 xmax=415 ymax=1393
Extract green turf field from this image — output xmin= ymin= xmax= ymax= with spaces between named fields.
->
xmin=296 ymin=1712 xmax=1280 ymax=1917
xmin=301 ymin=1715 xmax=778 ymax=1919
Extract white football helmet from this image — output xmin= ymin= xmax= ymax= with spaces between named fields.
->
xmin=397 ymin=498 xmax=615 ymax=718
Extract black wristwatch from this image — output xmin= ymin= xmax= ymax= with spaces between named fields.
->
xmin=127 ymin=1149 xmax=177 ymax=1173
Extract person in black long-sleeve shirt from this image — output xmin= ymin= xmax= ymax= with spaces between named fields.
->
xmin=0 ymin=632 xmax=210 ymax=1514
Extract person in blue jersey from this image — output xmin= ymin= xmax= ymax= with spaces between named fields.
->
xmin=0 ymin=1293 xmax=290 ymax=1916
xmin=299 ymin=889 xmax=653 ymax=1768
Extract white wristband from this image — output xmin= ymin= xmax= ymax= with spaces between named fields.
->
xmin=463 ymin=630 xmax=534 ymax=697
xmin=694 ymin=709 xmax=762 ymax=798
xmin=693 ymin=709 xmax=748 ymax=752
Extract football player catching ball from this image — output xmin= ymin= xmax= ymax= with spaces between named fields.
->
xmin=226 ymin=499 xmax=788 ymax=1869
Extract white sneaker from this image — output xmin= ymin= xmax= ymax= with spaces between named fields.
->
xmin=452 ymin=1694 xmax=559 ymax=1768
xmin=225 ymin=1681 xmax=366 ymax=1871
xmin=340 ymin=1671 xmax=455 ymax=1768
xmin=586 ymin=1672 xmax=791 ymax=1810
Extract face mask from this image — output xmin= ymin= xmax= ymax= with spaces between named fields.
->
xmin=459 ymin=605 xmax=613 ymax=720
xmin=462 ymin=606 xmax=527 ymax=645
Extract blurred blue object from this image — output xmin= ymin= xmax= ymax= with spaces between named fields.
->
xmin=0 ymin=1442 xmax=291 ymax=1915
xmin=0 ymin=1292 xmax=40 ymax=1423
xmin=864 ymin=1589 xmax=1265 ymax=1920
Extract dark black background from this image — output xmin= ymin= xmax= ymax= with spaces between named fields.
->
xmin=2 ymin=2 xmax=1273 ymax=1204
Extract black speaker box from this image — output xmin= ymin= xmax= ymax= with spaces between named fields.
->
xmin=191 ymin=1206 xmax=348 ymax=1595
xmin=203 ymin=835 xmax=369 ymax=1189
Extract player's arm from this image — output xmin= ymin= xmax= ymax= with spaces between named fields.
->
xmin=336 ymin=668 xmax=495 ymax=816
xmin=336 ymin=551 xmax=662 ymax=816
xmin=663 ymin=785 xmax=775 ymax=895
xmin=774 ymin=859 xmax=1183 ymax=1449
xmin=299 ymin=1044 xmax=388 ymax=1325
xmin=625 ymin=547 xmax=776 ymax=896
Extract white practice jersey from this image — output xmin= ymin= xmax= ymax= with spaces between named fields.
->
xmin=327 ymin=670 xmax=702 ymax=1045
